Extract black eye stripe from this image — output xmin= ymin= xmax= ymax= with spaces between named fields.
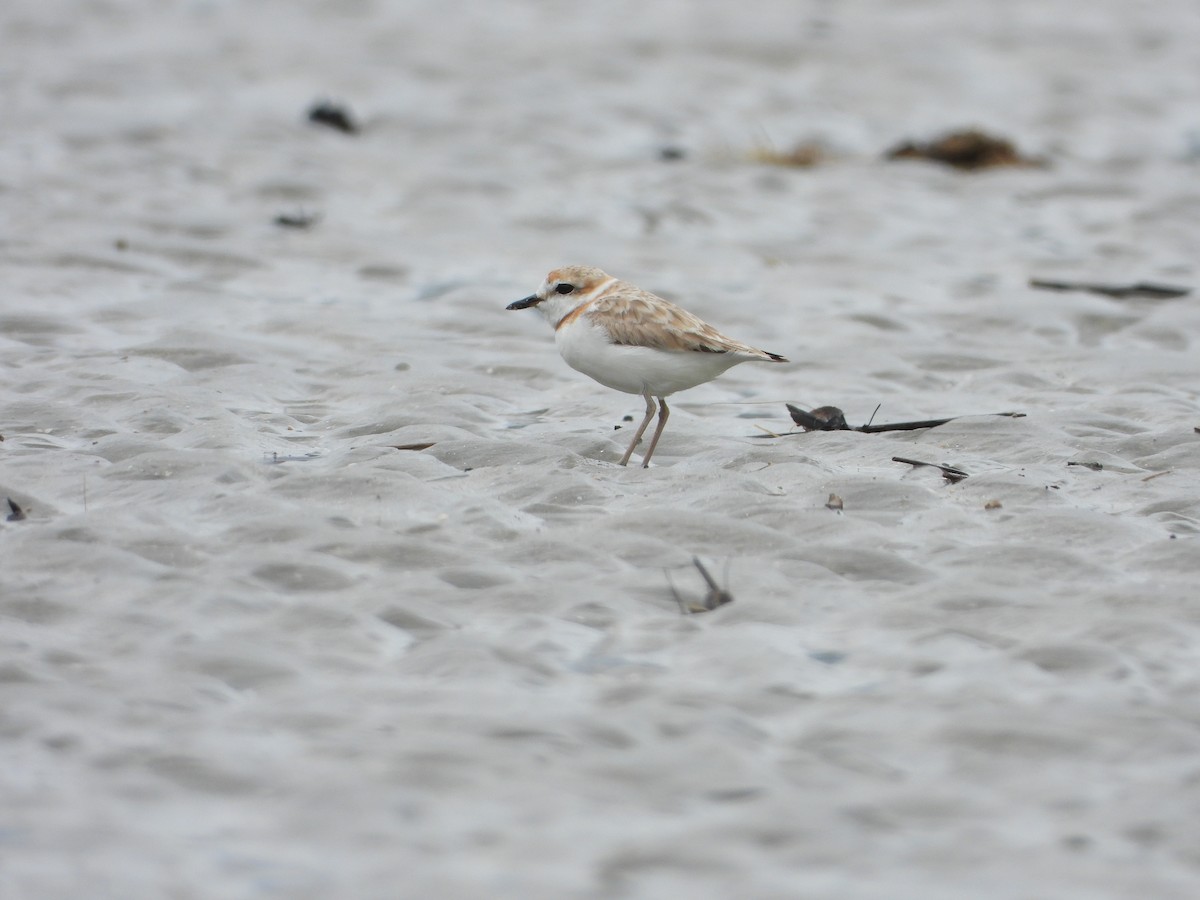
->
xmin=555 ymin=283 xmax=575 ymax=295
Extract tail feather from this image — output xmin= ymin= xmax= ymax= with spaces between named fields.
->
xmin=731 ymin=345 xmax=788 ymax=363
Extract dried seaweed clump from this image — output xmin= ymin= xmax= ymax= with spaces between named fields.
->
xmin=886 ymin=128 xmax=1038 ymax=170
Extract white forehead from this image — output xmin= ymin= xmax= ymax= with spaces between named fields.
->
xmin=541 ymin=266 xmax=609 ymax=292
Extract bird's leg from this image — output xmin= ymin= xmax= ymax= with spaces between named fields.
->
xmin=619 ymin=390 xmax=658 ymax=467
xmin=640 ymin=397 xmax=670 ymax=468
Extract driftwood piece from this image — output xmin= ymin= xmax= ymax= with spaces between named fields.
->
xmin=892 ymin=457 xmax=969 ymax=483
xmin=784 ymin=404 xmax=1023 ymax=434
xmin=1029 ymin=279 xmax=1190 ymax=300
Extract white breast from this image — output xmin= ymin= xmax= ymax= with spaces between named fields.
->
xmin=554 ymin=317 xmax=747 ymax=397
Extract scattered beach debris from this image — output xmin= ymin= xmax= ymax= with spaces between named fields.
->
xmin=783 ymin=403 xmax=1024 ymax=434
xmin=265 ymin=451 xmax=323 ymax=464
xmin=6 ymin=498 xmax=27 ymax=522
xmin=825 ymin=493 xmax=844 ymax=511
xmin=885 ymin=128 xmax=1037 ymax=170
xmin=274 ymin=210 xmax=322 ymax=229
xmin=791 ymin=405 xmax=849 ymax=431
xmin=751 ymin=140 xmax=825 ymax=168
xmin=670 ymin=557 xmax=734 ymax=615
xmin=1028 ymin=279 xmax=1191 ymax=300
xmin=1067 ymin=460 xmax=1104 ymax=471
xmin=390 ymin=442 xmax=436 ymax=451
xmin=985 ymin=499 xmax=1003 ymax=510
xmin=892 ymin=456 xmax=969 ymax=483
xmin=307 ymin=100 xmax=359 ymax=134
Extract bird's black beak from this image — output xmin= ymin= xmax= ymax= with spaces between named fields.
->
xmin=507 ymin=294 xmax=541 ymax=310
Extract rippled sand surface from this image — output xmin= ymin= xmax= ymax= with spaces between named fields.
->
xmin=3 ymin=1 xmax=1199 ymax=897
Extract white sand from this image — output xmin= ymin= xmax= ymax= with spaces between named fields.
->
xmin=3 ymin=1 xmax=1199 ymax=897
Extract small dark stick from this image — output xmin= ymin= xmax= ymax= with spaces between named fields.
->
xmin=692 ymin=557 xmax=733 ymax=610
xmin=274 ymin=210 xmax=322 ymax=229
xmin=858 ymin=416 xmax=962 ymax=433
xmin=1029 ymin=279 xmax=1191 ymax=300
xmin=669 ymin=558 xmax=734 ymax=614
xmin=6 ymin=498 xmax=26 ymax=522
xmin=892 ymin=457 xmax=969 ymax=483
xmin=784 ymin=404 xmax=1024 ymax=434
xmin=307 ymin=101 xmax=359 ymax=134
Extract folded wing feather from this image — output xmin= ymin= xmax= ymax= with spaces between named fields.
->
xmin=586 ymin=290 xmax=773 ymax=358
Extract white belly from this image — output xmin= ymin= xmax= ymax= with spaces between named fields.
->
xmin=555 ymin=318 xmax=745 ymax=397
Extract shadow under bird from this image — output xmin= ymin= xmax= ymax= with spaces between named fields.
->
xmin=508 ymin=266 xmax=787 ymax=467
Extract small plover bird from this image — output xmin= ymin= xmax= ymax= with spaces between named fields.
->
xmin=508 ymin=266 xmax=787 ymax=467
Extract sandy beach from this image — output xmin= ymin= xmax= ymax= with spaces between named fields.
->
xmin=3 ymin=1 xmax=1199 ymax=897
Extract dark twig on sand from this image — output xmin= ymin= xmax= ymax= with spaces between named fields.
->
xmin=265 ymin=451 xmax=323 ymax=464
xmin=783 ymin=404 xmax=1024 ymax=434
xmin=1029 ymin=279 xmax=1191 ymax=300
xmin=1067 ymin=460 xmax=1104 ymax=471
xmin=892 ymin=457 xmax=970 ymax=483
xmin=307 ymin=101 xmax=359 ymax=134
xmin=6 ymin=498 xmax=26 ymax=522
xmin=274 ymin=210 xmax=322 ymax=229
xmin=669 ymin=557 xmax=734 ymax=615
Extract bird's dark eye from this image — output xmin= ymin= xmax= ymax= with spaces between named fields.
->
xmin=555 ymin=283 xmax=575 ymax=295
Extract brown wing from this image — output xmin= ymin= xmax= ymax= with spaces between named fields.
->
xmin=586 ymin=287 xmax=785 ymax=360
